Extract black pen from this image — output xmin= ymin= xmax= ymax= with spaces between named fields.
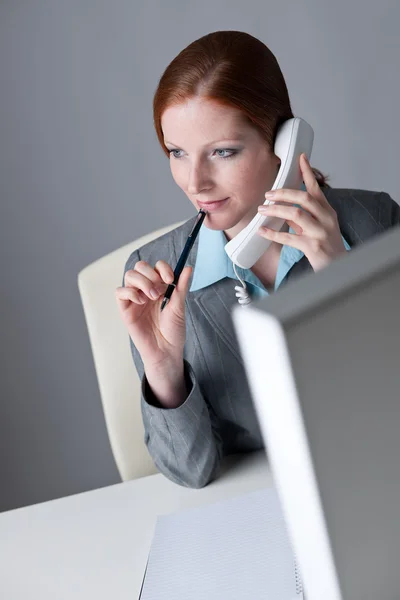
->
xmin=160 ymin=208 xmax=207 ymax=312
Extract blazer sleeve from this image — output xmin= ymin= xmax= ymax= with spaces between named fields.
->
xmin=123 ymin=249 xmax=223 ymax=489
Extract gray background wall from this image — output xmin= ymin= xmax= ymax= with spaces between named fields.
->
xmin=0 ymin=0 xmax=399 ymax=512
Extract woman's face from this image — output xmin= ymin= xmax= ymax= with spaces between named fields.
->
xmin=161 ymin=97 xmax=280 ymax=240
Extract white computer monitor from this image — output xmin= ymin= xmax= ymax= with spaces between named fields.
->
xmin=232 ymin=224 xmax=400 ymax=600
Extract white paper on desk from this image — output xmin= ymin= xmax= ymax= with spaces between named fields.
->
xmin=139 ymin=487 xmax=303 ymax=600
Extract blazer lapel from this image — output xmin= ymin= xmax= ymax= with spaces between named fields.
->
xmin=281 ymin=254 xmax=314 ymax=285
xmin=191 ymin=279 xmax=245 ymax=365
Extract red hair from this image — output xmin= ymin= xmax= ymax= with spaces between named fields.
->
xmin=153 ymin=30 xmax=329 ymax=187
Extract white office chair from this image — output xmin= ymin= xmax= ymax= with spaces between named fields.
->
xmin=78 ymin=220 xmax=185 ymax=481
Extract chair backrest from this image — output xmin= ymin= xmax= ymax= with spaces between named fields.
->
xmin=77 ymin=221 xmax=185 ymax=481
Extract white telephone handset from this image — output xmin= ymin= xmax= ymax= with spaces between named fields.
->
xmin=224 ymin=117 xmax=314 ymax=269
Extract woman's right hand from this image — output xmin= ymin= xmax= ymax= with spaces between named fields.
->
xmin=115 ymin=260 xmax=193 ymax=369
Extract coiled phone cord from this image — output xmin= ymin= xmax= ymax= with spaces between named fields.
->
xmin=232 ymin=262 xmax=252 ymax=307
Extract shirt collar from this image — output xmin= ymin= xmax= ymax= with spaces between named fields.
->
xmin=189 ymin=224 xmax=305 ymax=292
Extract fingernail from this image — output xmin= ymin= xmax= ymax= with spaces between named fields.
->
xmin=150 ymin=288 xmax=159 ymax=299
xmin=265 ymin=192 xmax=275 ymax=199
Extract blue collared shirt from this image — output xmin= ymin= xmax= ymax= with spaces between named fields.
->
xmin=190 ymin=220 xmax=351 ymax=300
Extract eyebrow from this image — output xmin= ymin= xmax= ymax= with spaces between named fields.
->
xmin=164 ymin=134 xmax=247 ymax=147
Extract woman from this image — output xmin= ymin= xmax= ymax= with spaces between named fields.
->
xmin=115 ymin=31 xmax=399 ymax=488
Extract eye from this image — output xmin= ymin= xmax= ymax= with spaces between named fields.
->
xmin=168 ymin=148 xmax=239 ymax=159
xmin=168 ymin=149 xmax=183 ymax=159
xmin=214 ymin=149 xmax=237 ymax=159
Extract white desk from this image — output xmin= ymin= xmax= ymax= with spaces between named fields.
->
xmin=0 ymin=451 xmax=272 ymax=600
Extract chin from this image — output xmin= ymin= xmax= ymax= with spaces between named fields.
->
xmin=204 ymin=215 xmax=239 ymax=231
xmin=205 ymin=208 xmax=254 ymax=233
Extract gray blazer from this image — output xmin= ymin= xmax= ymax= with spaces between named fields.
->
xmin=124 ymin=188 xmax=400 ymax=488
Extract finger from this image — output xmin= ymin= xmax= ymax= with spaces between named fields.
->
xmin=154 ymin=260 xmax=175 ymax=284
xmin=115 ymin=286 xmax=147 ymax=308
xmin=300 ymin=153 xmax=332 ymax=208
xmin=257 ymin=226 xmax=308 ymax=253
xmin=299 ymin=153 xmax=321 ymax=196
xmin=176 ymin=265 xmax=193 ymax=296
xmin=264 ymin=189 xmax=335 ymax=227
xmin=284 ymin=220 xmax=303 ymax=236
xmin=258 ymin=203 xmax=320 ymax=237
xmin=124 ymin=267 xmax=165 ymax=300
xmin=133 ymin=261 xmax=167 ymax=292
xmin=168 ymin=266 xmax=193 ymax=311
xmin=264 ymin=188 xmax=325 ymax=222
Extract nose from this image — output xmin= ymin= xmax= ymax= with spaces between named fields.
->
xmin=187 ymin=162 xmax=212 ymax=196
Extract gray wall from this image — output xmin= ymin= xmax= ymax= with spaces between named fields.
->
xmin=0 ymin=0 xmax=399 ymax=512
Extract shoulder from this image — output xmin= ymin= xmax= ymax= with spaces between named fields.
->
xmin=123 ymin=215 xmax=198 ymax=274
xmin=323 ymin=187 xmax=399 ymax=245
xmin=324 ymin=187 xmax=399 ymax=225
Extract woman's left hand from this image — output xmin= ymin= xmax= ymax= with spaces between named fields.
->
xmin=257 ymin=153 xmax=347 ymax=272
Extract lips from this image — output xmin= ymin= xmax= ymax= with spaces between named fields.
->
xmin=197 ymin=197 xmax=230 ymax=212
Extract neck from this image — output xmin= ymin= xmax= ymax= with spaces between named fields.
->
xmin=223 ymin=207 xmax=259 ymax=242
xmin=250 ymin=222 xmax=290 ymax=288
